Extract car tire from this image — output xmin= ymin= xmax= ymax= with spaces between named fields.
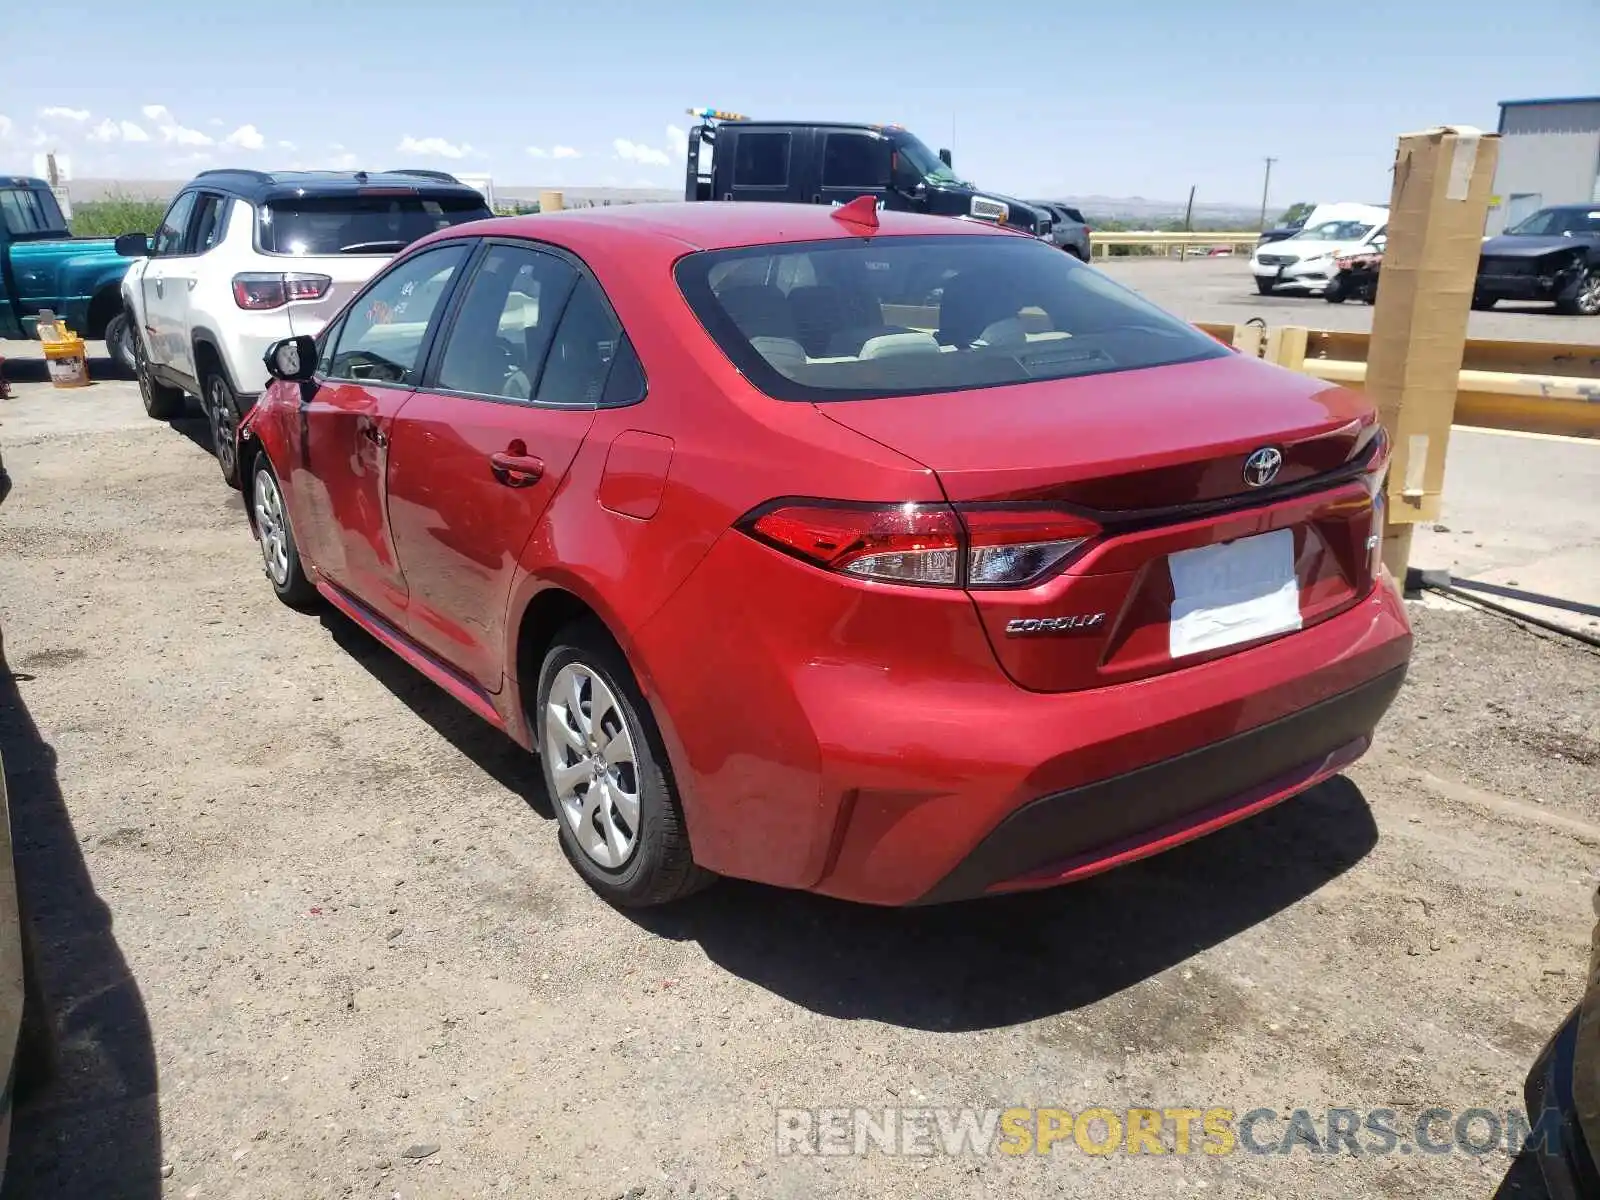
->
xmin=1255 ymin=277 xmax=1276 ymax=296
xmin=536 ymin=620 xmax=714 ymax=908
xmin=102 ymin=313 xmax=136 ymax=379
xmin=204 ymin=370 xmax=245 ymax=489
xmin=1555 ymin=269 xmax=1600 ymax=317
xmin=132 ymin=323 xmax=185 ymax=420
xmin=1324 ymin=276 xmax=1347 ymax=303
xmin=250 ymin=457 xmax=319 ymax=610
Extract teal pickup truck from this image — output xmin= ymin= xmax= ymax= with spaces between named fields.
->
xmin=0 ymin=176 xmax=140 ymax=369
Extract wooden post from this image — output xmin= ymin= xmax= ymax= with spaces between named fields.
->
xmin=539 ymin=190 xmax=565 ymax=213
xmin=1364 ymin=126 xmax=1499 ymax=579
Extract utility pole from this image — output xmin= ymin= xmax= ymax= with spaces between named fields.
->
xmin=1258 ymin=157 xmax=1277 ymax=231
xmin=1179 ymin=184 xmax=1196 ymax=261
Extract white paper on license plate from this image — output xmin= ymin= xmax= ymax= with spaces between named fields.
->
xmin=1167 ymin=528 xmax=1302 ymax=658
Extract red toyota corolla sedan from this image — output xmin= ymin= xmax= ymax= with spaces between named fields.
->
xmin=238 ymin=199 xmax=1411 ymax=909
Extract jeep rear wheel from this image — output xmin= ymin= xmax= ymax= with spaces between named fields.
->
xmin=205 ymin=372 xmax=243 ymax=489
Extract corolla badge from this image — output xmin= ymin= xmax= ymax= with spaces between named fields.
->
xmin=1243 ymin=446 xmax=1284 ymax=488
xmin=1005 ymin=613 xmax=1106 ymax=636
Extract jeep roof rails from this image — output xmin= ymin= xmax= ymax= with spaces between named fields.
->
xmin=385 ymin=169 xmax=462 ymax=184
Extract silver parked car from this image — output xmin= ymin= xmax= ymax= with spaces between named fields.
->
xmin=1031 ymin=201 xmax=1092 ymax=261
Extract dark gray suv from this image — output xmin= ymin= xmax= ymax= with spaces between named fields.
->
xmin=1031 ymin=201 xmax=1092 ymax=261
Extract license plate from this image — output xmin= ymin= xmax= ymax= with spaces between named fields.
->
xmin=1167 ymin=528 xmax=1302 ymax=658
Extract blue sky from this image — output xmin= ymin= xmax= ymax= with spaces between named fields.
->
xmin=1 ymin=0 xmax=1595 ymax=210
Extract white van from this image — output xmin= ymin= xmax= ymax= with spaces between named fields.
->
xmin=1250 ymin=202 xmax=1388 ymax=295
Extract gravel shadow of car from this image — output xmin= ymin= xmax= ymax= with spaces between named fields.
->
xmin=319 ymin=610 xmax=554 ymax=818
xmin=0 ymin=664 xmax=161 ymax=1194
xmin=628 ymin=775 xmax=1378 ymax=1032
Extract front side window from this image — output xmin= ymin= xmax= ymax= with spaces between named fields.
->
xmin=328 ymin=243 xmax=468 ymax=385
xmin=822 ymin=133 xmax=888 ymax=190
xmin=1291 ymin=221 xmax=1374 ymax=242
xmin=259 ymin=193 xmax=491 ymax=256
xmin=436 ymin=245 xmax=577 ymax=400
xmin=732 ymin=133 xmax=790 ymax=188
xmin=153 ymin=192 xmax=197 ymax=256
xmin=676 ymin=234 xmax=1228 ymax=403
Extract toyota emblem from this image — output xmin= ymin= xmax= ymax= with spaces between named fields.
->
xmin=1243 ymin=447 xmax=1283 ymax=488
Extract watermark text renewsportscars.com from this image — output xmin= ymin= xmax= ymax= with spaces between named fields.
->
xmin=775 ymin=1105 xmax=1563 ymax=1158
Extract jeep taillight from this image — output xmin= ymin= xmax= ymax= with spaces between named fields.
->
xmin=232 ymin=272 xmax=332 ymax=310
xmin=738 ymin=501 xmax=1100 ymax=589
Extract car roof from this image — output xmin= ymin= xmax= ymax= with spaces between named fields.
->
xmin=2 ymin=176 xmax=50 ymax=190
xmin=1535 ymin=202 xmax=1600 ymax=213
xmin=180 ymin=168 xmax=487 ymax=205
xmin=412 ymin=201 xmax=1021 ymax=258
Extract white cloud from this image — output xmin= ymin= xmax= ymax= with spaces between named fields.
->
xmin=224 ymin=124 xmax=265 ymax=151
xmin=397 ymin=134 xmax=470 ymax=159
xmin=90 ymin=118 xmax=152 ymax=144
xmin=553 ymin=145 xmax=580 ymax=160
xmin=666 ymin=124 xmax=685 ymax=147
xmin=39 ymin=106 xmax=90 ymax=122
xmin=614 ymin=138 xmax=669 ymax=167
xmin=141 ymin=104 xmax=213 ymax=147
xmin=526 ymin=146 xmax=547 ymax=158
xmin=329 ymin=142 xmax=346 ymax=151
xmin=278 ymin=139 xmax=296 ymax=150
xmin=208 ymin=117 xmax=225 ymax=127
xmin=0 ymin=115 xmax=16 ymax=141
xmin=29 ymin=128 xmax=50 ymax=147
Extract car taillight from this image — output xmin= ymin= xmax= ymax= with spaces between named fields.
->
xmin=1361 ymin=425 xmax=1392 ymax=580
xmin=739 ymin=501 xmax=1100 ymax=589
xmin=232 ymin=272 xmax=332 ymax=310
xmin=959 ymin=507 xmax=1101 ymax=588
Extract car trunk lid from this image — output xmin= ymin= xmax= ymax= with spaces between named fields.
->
xmin=817 ymin=354 xmax=1388 ymax=692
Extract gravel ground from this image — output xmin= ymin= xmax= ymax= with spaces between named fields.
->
xmin=0 ymin=363 xmax=1595 ymax=1200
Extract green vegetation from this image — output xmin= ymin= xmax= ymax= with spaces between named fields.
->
xmin=70 ymin=194 xmax=168 ymax=238
xmin=1278 ymin=201 xmax=1315 ymax=226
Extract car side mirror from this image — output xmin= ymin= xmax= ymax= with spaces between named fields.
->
xmin=938 ymin=148 xmax=952 ymax=168
xmin=114 ymin=232 xmax=152 ymax=257
xmin=264 ymin=335 xmax=318 ymax=383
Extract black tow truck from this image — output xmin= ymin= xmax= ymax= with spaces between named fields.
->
xmin=682 ymin=108 xmax=1052 ymax=239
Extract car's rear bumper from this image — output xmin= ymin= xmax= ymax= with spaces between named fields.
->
xmin=916 ymin=663 xmax=1403 ymax=903
xmin=1524 ymin=1008 xmax=1600 ymax=1200
xmin=640 ymin=530 xmax=1412 ymax=905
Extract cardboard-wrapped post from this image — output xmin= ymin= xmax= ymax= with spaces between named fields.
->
xmin=1365 ymin=126 xmax=1499 ymax=583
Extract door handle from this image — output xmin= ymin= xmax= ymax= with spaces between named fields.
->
xmin=361 ymin=424 xmax=388 ymax=448
xmin=154 ymin=277 xmax=164 ymax=298
xmin=186 ymin=277 xmax=198 ymax=291
xmin=489 ymin=450 xmax=545 ymax=488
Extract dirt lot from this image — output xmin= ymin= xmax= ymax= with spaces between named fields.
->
xmin=0 ymin=357 xmax=1596 ymax=1200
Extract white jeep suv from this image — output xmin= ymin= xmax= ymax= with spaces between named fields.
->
xmin=120 ymin=169 xmax=492 ymax=485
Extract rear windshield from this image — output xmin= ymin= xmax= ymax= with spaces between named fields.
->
xmin=675 ymin=234 xmax=1227 ymax=402
xmin=258 ymin=193 xmax=491 ymax=256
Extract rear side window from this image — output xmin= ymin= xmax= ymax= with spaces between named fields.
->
xmin=536 ymin=277 xmax=624 ymax=408
xmin=732 ymin=133 xmax=790 ymax=188
xmin=0 ymin=187 xmax=64 ymax=236
xmin=675 ymin=234 xmax=1228 ymax=403
xmin=259 ymin=193 xmax=491 ymax=256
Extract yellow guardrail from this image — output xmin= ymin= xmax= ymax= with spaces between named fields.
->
xmin=1196 ymin=322 xmax=1600 ymax=440
xmin=1091 ymin=232 xmax=1260 ymax=258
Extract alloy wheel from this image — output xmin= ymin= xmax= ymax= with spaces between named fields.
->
xmin=544 ymin=663 xmax=641 ymax=869
xmin=253 ymin=469 xmax=291 ymax=587
xmin=1578 ymin=271 xmax=1600 ymax=316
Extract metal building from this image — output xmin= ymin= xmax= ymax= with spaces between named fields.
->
xmin=1487 ymin=96 xmax=1600 ymax=233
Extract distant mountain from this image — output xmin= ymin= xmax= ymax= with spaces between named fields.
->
xmin=1037 ymin=193 xmax=1264 ymax=226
